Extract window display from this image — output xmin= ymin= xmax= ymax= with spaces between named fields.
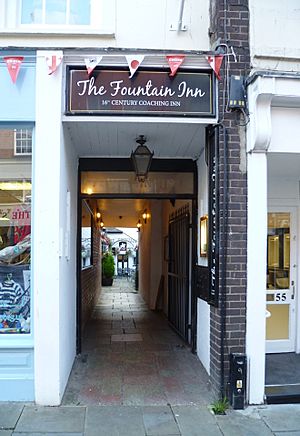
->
xmin=0 ymin=127 xmax=32 ymax=334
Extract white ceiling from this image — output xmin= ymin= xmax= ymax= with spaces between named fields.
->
xmin=64 ymin=120 xmax=206 ymax=159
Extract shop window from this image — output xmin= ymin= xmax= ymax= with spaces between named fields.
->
xmin=81 ymin=200 xmax=92 ymax=269
xmin=14 ymin=128 xmax=32 ymax=156
xmin=21 ymin=0 xmax=91 ymax=25
xmin=0 ymin=127 xmax=32 ymax=334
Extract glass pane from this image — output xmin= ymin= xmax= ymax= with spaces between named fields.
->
xmin=0 ymin=128 xmax=32 ymax=334
xmin=45 ymin=0 xmax=67 ymax=24
xmin=81 ymin=201 xmax=92 ymax=268
xmin=267 ymin=212 xmax=290 ymax=290
xmin=266 ymin=304 xmax=289 ymax=340
xmin=81 ymin=172 xmax=194 ymax=195
xmin=70 ymin=0 xmax=90 ymax=24
xmin=21 ymin=0 xmax=43 ymax=24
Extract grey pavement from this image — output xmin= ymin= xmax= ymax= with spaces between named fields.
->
xmin=2 ymin=403 xmax=300 ymax=435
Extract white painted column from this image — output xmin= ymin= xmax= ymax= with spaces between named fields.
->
xmin=33 ymin=50 xmax=63 ymax=405
xmin=246 ymin=151 xmax=267 ymax=404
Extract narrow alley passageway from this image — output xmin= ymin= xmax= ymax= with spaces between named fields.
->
xmin=63 ymin=278 xmax=212 ymax=406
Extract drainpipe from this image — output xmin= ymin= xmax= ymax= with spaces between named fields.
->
xmin=177 ymin=0 xmax=186 ymax=31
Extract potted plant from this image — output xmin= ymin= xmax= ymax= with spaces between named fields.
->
xmin=101 ymin=251 xmax=115 ymax=286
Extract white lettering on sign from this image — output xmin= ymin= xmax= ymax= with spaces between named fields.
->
xmin=77 ymin=77 xmax=107 ymax=96
xmin=177 ymin=81 xmax=206 ymax=98
xmin=76 ymin=78 xmax=206 ymax=100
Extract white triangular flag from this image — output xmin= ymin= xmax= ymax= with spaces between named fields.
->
xmin=125 ymin=55 xmax=144 ymax=78
xmin=45 ymin=54 xmax=63 ymax=75
xmin=84 ymin=56 xmax=103 ymax=75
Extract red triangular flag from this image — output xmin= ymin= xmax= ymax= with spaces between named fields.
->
xmin=206 ymin=55 xmax=224 ymax=80
xmin=4 ymin=56 xmax=24 ymax=84
xmin=84 ymin=56 xmax=103 ymax=76
xmin=166 ymin=55 xmax=185 ymax=77
xmin=125 ymin=55 xmax=144 ymax=78
xmin=45 ymin=54 xmax=63 ymax=75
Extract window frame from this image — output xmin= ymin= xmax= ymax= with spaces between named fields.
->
xmin=1 ymin=1 xmax=115 ymax=36
xmin=18 ymin=0 xmax=101 ymax=30
xmin=14 ymin=128 xmax=33 ymax=156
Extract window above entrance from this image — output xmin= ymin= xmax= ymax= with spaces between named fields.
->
xmin=81 ymin=171 xmax=194 ymax=196
xmin=0 ymin=0 xmax=115 ymax=36
xmin=21 ymin=0 xmax=91 ymax=26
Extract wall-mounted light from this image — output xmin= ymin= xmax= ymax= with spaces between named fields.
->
xmin=131 ymin=135 xmax=154 ymax=182
xmin=136 ymin=219 xmax=142 ymax=231
xmin=142 ymin=209 xmax=151 ymax=224
xmin=86 ymin=187 xmax=93 ymax=195
xmin=100 ymin=217 xmax=104 ymax=228
xmin=142 ymin=209 xmax=147 ymax=224
xmin=96 ymin=210 xmax=101 ymax=219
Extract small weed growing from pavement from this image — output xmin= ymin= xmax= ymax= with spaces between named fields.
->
xmin=211 ymin=397 xmax=229 ymax=415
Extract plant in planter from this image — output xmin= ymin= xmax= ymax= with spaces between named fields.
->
xmin=101 ymin=251 xmax=115 ymax=286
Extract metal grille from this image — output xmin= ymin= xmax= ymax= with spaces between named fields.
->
xmin=168 ymin=204 xmax=190 ymax=341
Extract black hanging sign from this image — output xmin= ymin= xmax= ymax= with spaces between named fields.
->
xmin=67 ymin=68 xmax=215 ymax=117
xmin=207 ymin=126 xmax=219 ymax=306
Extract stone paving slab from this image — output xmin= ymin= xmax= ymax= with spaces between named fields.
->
xmin=142 ymin=406 xmax=180 ymax=435
xmin=0 ymin=431 xmax=12 ymax=436
xmin=258 ymin=405 xmax=300 ymax=432
xmin=216 ymin=411 xmax=273 ymax=436
xmin=0 ymin=403 xmax=24 ymax=430
xmin=85 ymin=405 xmax=145 ymax=436
xmin=172 ymin=405 xmax=221 ymax=436
xmin=274 ymin=433 xmax=300 ymax=436
xmin=111 ymin=333 xmax=143 ymax=342
xmin=13 ymin=433 xmax=83 ymax=436
xmin=14 ymin=406 xmax=86 ymax=433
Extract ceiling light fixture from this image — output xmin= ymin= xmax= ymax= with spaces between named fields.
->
xmin=131 ymin=135 xmax=154 ymax=183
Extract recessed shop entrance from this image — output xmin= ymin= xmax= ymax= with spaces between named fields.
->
xmin=265 ymin=153 xmax=300 ymax=403
xmin=62 ymin=157 xmax=213 ymax=405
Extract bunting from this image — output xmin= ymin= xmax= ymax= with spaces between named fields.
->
xmin=125 ymin=55 xmax=144 ymax=78
xmin=45 ymin=54 xmax=63 ymax=75
xmin=206 ymin=55 xmax=224 ymax=80
xmin=166 ymin=55 xmax=185 ymax=77
xmin=4 ymin=56 xmax=24 ymax=84
xmin=84 ymin=56 xmax=103 ymax=76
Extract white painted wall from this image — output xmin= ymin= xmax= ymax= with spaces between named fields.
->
xmin=34 ymin=50 xmax=77 ymax=405
xmin=246 ymin=152 xmax=267 ymax=405
xmin=196 ymin=150 xmax=210 ymax=374
xmin=58 ymin=127 xmax=78 ymax=399
xmin=0 ymin=0 xmax=209 ymax=51
xmin=269 ymin=107 xmax=300 ymax=153
xmin=249 ymin=0 xmax=300 ymax=71
xmin=33 ymin=50 xmax=63 ymax=405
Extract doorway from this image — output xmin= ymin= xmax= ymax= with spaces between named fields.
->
xmin=266 ymin=207 xmax=297 ymax=353
xmin=265 ymin=206 xmax=300 ymax=402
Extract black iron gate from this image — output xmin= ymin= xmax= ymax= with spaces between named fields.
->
xmin=168 ymin=205 xmax=190 ymax=341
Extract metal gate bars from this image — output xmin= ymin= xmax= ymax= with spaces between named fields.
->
xmin=168 ymin=204 xmax=190 ymax=341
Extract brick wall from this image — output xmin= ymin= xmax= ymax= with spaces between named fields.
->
xmin=0 ymin=130 xmax=14 ymax=158
xmin=209 ymin=0 xmax=250 ymax=399
xmin=81 ymin=223 xmax=101 ymax=333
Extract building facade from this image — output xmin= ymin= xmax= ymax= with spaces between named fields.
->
xmin=2 ymin=0 xmax=296 ymax=407
xmin=246 ymin=0 xmax=300 ymax=404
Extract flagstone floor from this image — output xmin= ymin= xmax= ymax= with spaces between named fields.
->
xmin=63 ymin=277 xmax=212 ymax=406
